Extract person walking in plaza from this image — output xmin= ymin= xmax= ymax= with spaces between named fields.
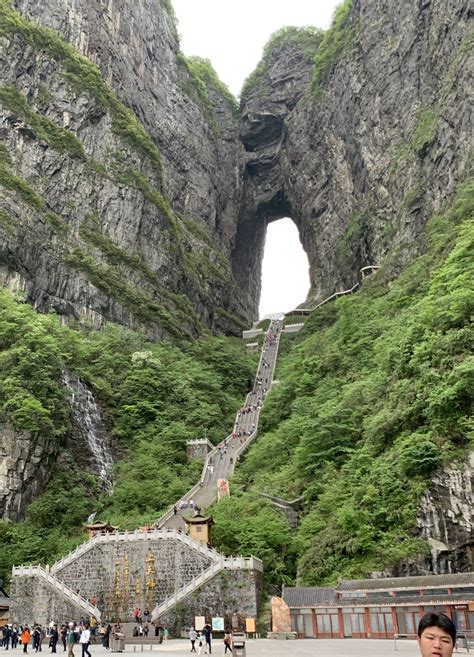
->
xmin=49 ymin=626 xmax=59 ymax=653
xmin=223 ymin=632 xmax=232 ymax=654
xmin=21 ymin=627 xmax=31 ymax=654
xmin=79 ymin=624 xmax=91 ymax=657
xmin=3 ymin=624 xmax=12 ymax=650
xmin=202 ymin=624 xmax=212 ymax=655
xmin=32 ymin=626 xmax=42 ymax=652
xmin=188 ymin=628 xmax=197 ymax=652
xmin=66 ymin=622 xmax=77 ymax=657
xmin=196 ymin=632 xmax=203 ymax=656
xmin=66 ymin=624 xmax=76 ymax=657
xmin=59 ymin=626 xmax=67 ymax=652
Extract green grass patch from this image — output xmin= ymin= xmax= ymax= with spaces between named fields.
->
xmin=215 ymin=307 xmax=249 ymax=332
xmin=282 ymin=314 xmax=306 ymax=326
xmin=0 ymin=144 xmax=68 ymax=235
xmin=64 ymin=247 xmax=188 ymax=338
xmin=411 ymin=107 xmax=438 ymax=155
xmin=178 ymin=54 xmax=238 ymax=127
xmin=0 ymin=85 xmax=85 ymax=158
xmin=0 ymin=163 xmax=45 ymax=211
xmin=0 ymin=208 xmax=17 ymax=232
xmin=312 ymin=0 xmax=355 ymax=96
xmin=78 ymin=213 xmax=199 ymax=325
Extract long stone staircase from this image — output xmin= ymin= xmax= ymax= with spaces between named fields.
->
xmin=155 ymin=319 xmax=283 ymax=532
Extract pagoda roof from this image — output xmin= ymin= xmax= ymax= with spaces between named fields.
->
xmin=83 ymin=521 xmax=118 ymax=530
xmin=183 ymin=513 xmax=215 ymax=526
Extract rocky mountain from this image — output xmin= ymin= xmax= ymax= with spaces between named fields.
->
xmin=0 ymin=0 xmax=472 ymax=577
xmin=1 ymin=0 xmax=248 ymax=339
xmin=1 ymin=0 xmax=472 ymax=329
xmin=237 ymin=0 xmax=472 ymax=308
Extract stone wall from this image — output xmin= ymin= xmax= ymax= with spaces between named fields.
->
xmin=54 ymin=538 xmax=212 ymax=621
xmin=0 ymin=423 xmax=58 ymax=520
xmin=159 ymin=569 xmax=262 ymax=636
xmin=186 ymin=440 xmax=213 ymax=462
xmin=416 ymin=452 xmax=474 ymax=574
xmin=259 ymin=494 xmax=301 ymax=529
xmin=9 ymin=576 xmax=86 ymax=626
xmin=10 ymin=540 xmax=262 ymax=630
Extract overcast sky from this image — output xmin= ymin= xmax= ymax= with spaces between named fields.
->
xmin=172 ymin=0 xmax=341 ymax=318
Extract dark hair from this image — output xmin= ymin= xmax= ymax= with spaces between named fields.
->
xmin=417 ymin=612 xmax=456 ymax=645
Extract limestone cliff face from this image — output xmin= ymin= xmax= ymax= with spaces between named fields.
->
xmin=416 ymin=453 xmax=474 ymax=574
xmin=1 ymin=0 xmax=471 ymax=327
xmin=236 ymin=0 xmax=472 ymax=309
xmin=0 ymin=423 xmax=56 ymax=519
xmin=1 ymin=0 xmax=248 ymax=338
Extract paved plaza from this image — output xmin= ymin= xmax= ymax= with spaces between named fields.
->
xmin=112 ymin=638 xmax=425 ymax=656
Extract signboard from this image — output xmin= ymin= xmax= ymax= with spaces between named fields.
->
xmin=454 ymin=604 xmax=468 ymax=610
xmin=212 ymin=617 xmax=224 ymax=631
xmin=469 ymin=602 xmax=474 ymax=612
xmin=217 ymin=478 xmax=230 ymax=499
xmin=194 ymin=616 xmax=206 ymax=631
xmin=245 ymin=618 xmax=256 ymax=633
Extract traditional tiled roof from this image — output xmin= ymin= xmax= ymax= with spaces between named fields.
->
xmin=283 ymin=586 xmax=336 ymax=607
xmin=338 ymin=592 xmax=474 ymax=608
xmin=337 ymin=572 xmax=474 ymax=592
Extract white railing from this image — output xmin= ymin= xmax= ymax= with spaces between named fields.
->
xmin=151 ymin=555 xmax=263 ymax=620
xmin=287 ymin=281 xmax=360 ymax=315
xmin=285 ymin=265 xmax=380 ymax=317
xmin=12 ymin=565 xmax=101 ymax=621
xmin=51 ymin=528 xmax=222 ymax=575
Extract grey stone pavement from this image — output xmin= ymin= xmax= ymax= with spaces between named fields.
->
xmin=104 ymin=638 xmax=424 ymax=656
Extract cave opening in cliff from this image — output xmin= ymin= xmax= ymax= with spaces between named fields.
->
xmin=259 ymin=218 xmax=310 ymax=319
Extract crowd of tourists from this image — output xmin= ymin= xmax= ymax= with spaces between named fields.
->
xmin=0 ymin=619 xmax=118 ymax=656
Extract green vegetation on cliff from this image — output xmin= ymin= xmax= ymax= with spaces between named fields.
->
xmin=0 ymin=2 xmax=248 ymax=337
xmin=312 ymin=0 xmax=355 ymax=95
xmin=178 ymin=54 xmax=238 ymax=125
xmin=241 ymin=26 xmax=324 ymax=97
xmin=212 ymin=178 xmax=474 ymax=585
xmin=0 ymin=294 xmax=257 ymax=582
xmin=0 ymin=85 xmax=85 ymax=158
